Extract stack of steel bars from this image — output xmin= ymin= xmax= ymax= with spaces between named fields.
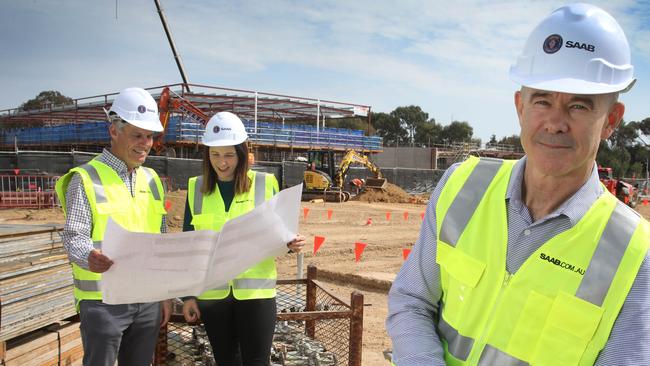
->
xmin=0 ymin=224 xmax=76 ymax=342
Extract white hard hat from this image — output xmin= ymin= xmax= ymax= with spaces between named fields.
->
xmin=202 ymin=112 xmax=248 ymax=146
xmin=509 ymin=3 xmax=635 ymax=94
xmin=108 ymin=87 xmax=164 ymax=132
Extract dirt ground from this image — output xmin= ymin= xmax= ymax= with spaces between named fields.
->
xmin=3 ymin=194 xmax=650 ymax=366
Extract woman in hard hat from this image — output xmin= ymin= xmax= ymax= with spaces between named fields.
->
xmin=181 ymin=111 xmax=305 ymax=366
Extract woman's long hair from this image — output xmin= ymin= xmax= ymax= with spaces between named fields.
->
xmin=201 ymin=142 xmax=251 ymax=195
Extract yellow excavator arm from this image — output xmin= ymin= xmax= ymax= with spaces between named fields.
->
xmin=334 ymin=150 xmax=384 ymax=189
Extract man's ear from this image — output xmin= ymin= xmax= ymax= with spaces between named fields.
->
xmin=108 ymin=123 xmax=118 ymax=141
xmin=514 ymin=90 xmax=523 ymax=127
xmin=601 ymin=102 xmax=625 ymax=139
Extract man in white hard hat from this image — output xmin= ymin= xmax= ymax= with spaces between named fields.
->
xmin=56 ymin=87 xmax=172 ymax=366
xmin=387 ymin=4 xmax=649 ymax=365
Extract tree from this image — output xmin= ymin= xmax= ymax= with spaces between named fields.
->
xmin=439 ymin=121 xmax=473 ymax=145
xmin=487 ymin=134 xmax=498 ymax=148
xmin=372 ymin=112 xmax=407 ymax=146
xmin=497 ymin=134 xmax=523 ymax=152
xmin=390 ymin=105 xmax=428 ymax=144
xmin=326 ymin=117 xmax=374 ymax=135
xmin=414 ymin=118 xmax=442 ymax=147
xmin=21 ymin=90 xmax=73 ymax=111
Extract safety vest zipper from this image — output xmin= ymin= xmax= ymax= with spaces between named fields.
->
xmin=467 ymin=270 xmax=512 ymax=364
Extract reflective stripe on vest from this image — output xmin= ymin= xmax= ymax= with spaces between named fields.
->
xmin=577 ymin=203 xmax=641 ymax=306
xmin=233 ymin=278 xmax=276 ymax=289
xmin=439 ymin=316 xmax=474 ymax=361
xmin=75 ymin=278 xmax=101 ymax=292
xmin=478 ymin=344 xmax=529 ymax=366
xmin=141 ymin=167 xmax=162 ymax=201
xmin=78 ymin=163 xmax=107 ymax=203
xmin=438 ymin=158 xmax=642 ymax=363
xmin=439 ymin=158 xmax=503 ymax=247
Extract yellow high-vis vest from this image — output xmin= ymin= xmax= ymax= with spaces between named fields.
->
xmin=434 ymin=157 xmax=649 ymax=366
xmin=187 ymin=170 xmax=279 ymax=300
xmin=56 ymin=159 xmax=166 ymax=308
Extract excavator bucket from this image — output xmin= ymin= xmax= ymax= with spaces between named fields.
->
xmin=365 ymin=178 xmax=387 ymax=190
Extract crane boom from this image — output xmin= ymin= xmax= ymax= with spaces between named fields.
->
xmin=154 ymin=0 xmax=191 ymax=93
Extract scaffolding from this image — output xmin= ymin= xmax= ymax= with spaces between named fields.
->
xmin=0 ymin=83 xmax=380 ymax=158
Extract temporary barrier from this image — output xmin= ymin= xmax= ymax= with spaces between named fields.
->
xmin=154 ymin=265 xmax=364 ymax=366
xmin=0 ymin=174 xmax=60 ymax=209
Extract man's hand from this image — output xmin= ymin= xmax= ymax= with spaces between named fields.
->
xmin=160 ymin=300 xmax=172 ymax=327
xmin=287 ymin=234 xmax=306 ymax=253
xmin=87 ymin=249 xmax=114 ymax=273
xmin=183 ymin=298 xmax=201 ymax=324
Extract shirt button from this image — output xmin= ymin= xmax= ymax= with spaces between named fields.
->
xmin=524 ymin=229 xmax=531 ymax=236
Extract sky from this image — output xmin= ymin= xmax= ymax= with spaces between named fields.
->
xmin=1 ymin=0 xmax=649 ymax=144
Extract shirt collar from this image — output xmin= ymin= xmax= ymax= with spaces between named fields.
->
xmin=98 ymin=148 xmax=133 ymax=176
xmin=506 ymin=156 xmax=604 ymax=225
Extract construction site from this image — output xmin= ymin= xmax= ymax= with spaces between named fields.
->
xmin=3 ymin=2 xmax=650 ymax=365
xmin=2 ymin=80 xmax=650 ymax=365
xmin=0 ymin=75 xmax=555 ymax=365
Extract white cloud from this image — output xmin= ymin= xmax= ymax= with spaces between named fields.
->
xmin=1 ymin=0 xmax=649 ymax=142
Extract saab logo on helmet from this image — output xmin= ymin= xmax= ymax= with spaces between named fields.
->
xmin=565 ymin=40 xmax=595 ymax=52
xmin=137 ymin=105 xmax=156 ymax=114
xmin=213 ymin=126 xmax=232 ymax=133
xmin=543 ymin=34 xmax=563 ymax=54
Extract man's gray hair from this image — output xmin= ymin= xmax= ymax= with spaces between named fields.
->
xmin=108 ymin=113 xmax=128 ymax=131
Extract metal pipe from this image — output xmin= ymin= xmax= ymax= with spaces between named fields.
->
xmin=154 ymin=0 xmax=191 ymax=93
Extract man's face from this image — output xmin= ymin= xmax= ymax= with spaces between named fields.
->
xmin=109 ymin=122 xmax=155 ymax=170
xmin=515 ymin=87 xmax=624 ymax=178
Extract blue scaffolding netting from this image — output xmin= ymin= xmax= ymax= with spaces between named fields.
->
xmin=1 ymin=116 xmax=382 ymax=151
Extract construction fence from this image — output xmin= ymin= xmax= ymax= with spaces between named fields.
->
xmin=154 ymin=265 xmax=364 ymax=366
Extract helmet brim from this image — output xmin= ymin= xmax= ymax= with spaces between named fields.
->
xmin=510 ymin=69 xmax=636 ymax=95
xmin=123 ymin=119 xmax=165 ymax=132
xmin=202 ymin=137 xmax=248 ymax=147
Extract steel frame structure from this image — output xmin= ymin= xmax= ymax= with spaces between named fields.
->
xmin=0 ymin=83 xmax=372 ymax=128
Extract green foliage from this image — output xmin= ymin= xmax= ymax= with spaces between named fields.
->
xmin=440 ymin=121 xmax=474 ymax=145
xmin=390 ymin=105 xmax=428 ymax=144
xmin=489 ymin=134 xmax=523 ymax=152
xmin=325 ymin=117 xmax=373 ymax=135
xmin=21 ymin=90 xmax=73 ymax=111
xmin=597 ymin=141 xmax=631 ymax=177
xmin=414 ymin=119 xmax=442 ymax=146
xmin=372 ymin=112 xmax=408 ymax=146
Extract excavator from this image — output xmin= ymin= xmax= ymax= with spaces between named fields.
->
xmin=153 ymin=87 xmax=210 ymax=157
xmin=303 ymin=150 xmax=387 ymax=202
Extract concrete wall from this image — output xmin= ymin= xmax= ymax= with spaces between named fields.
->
xmin=0 ymin=151 xmax=444 ymax=193
xmin=372 ymin=147 xmax=432 ymax=169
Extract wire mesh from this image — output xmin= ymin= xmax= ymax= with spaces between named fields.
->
xmin=156 ymin=280 xmax=356 ymax=366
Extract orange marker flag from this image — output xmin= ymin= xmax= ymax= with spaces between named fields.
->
xmin=164 ymin=200 xmax=172 ymax=211
xmin=403 ymin=248 xmax=412 ymax=261
xmin=13 ymin=168 xmax=20 ymax=175
xmin=303 ymin=207 xmax=310 ymax=219
xmin=420 ymin=212 xmax=425 ymax=221
xmin=314 ymin=236 xmax=326 ymax=255
xmin=355 ymin=242 xmax=367 ymax=262
xmin=386 ymin=212 xmax=391 ymax=221
xmin=643 ymin=198 xmax=649 ymax=206
xmin=403 ymin=211 xmax=409 ymax=221
xmin=327 ymin=209 xmax=333 ymax=220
